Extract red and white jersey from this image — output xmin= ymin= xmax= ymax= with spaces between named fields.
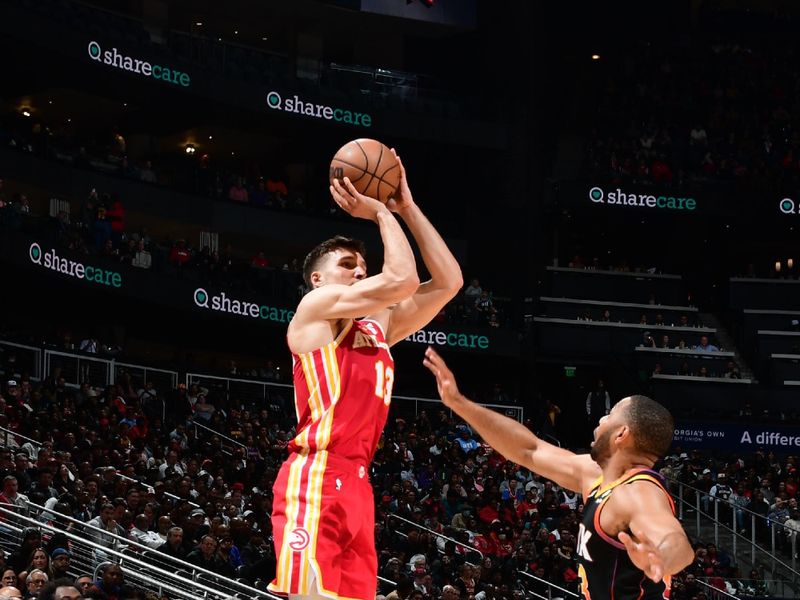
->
xmin=288 ymin=318 xmax=393 ymax=464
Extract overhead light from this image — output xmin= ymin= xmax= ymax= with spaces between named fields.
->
xmin=591 ymin=54 xmax=601 ymax=60
xmin=262 ymin=37 xmax=268 ymax=41
xmin=67 ymin=117 xmax=71 ymax=123
xmin=218 ymin=37 xmax=222 ymax=41
xmin=208 ymin=135 xmax=213 ymax=140
xmin=195 ymin=21 xmax=203 ymax=26
xmin=234 ymin=30 xmax=238 ymax=35
xmin=231 ymin=151 xmax=235 ymax=156
xmin=48 ymin=100 xmax=53 ymax=105
xmin=21 ymin=110 xmax=31 ymax=117
xmin=123 ymin=102 xmax=127 ymax=107
xmin=185 ymin=144 xmax=196 ymax=155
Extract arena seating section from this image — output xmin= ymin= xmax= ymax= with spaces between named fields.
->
xmin=2 ymin=3 xmax=800 ymax=599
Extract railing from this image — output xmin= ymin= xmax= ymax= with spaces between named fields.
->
xmin=0 ymin=343 xmax=182 ymax=424
xmin=386 ymin=513 xmax=483 ymax=566
xmin=0 ymin=340 xmax=41 ymax=380
xmin=17 ymin=501 xmax=279 ymax=599
xmin=186 ymin=372 xmax=293 ymax=412
xmin=191 ymin=418 xmax=246 ymax=456
xmin=115 ymin=472 xmax=200 ymax=509
xmin=0 ymin=425 xmax=41 ymax=451
xmin=0 ymin=503 xmax=273 ymax=600
xmin=695 ymin=579 xmax=740 ymax=599
xmin=517 ymin=571 xmax=580 ymax=599
xmin=187 ymin=372 xmax=525 ymax=423
xmin=699 ymin=576 xmax=796 ymax=598
xmin=393 ymin=393 xmax=525 ymax=423
xmin=41 ymin=347 xmax=178 ymax=391
xmin=115 ymin=360 xmax=179 ymax=399
xmin=668 ymin=478 xmax=800 ymax=588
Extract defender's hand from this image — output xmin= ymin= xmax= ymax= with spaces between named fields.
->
xmin=618 ymin=530 xmax=664 ymax=583
xmin=330 ymin=177 xmax=388 ymax=222
xmin=423 ymin=347 xmax=462 ymax=408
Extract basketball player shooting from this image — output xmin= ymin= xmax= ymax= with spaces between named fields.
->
xmin=423 ymin=348 xmax=694 ymax=600
xmin=269 ymin=152 xmax=463 ymax=600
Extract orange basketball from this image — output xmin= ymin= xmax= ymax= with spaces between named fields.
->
xmin=329 ymin=139 xmax=400 ymax=204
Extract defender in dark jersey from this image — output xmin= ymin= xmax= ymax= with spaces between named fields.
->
xmin=423 ymin=349 xmax=693 ymax=599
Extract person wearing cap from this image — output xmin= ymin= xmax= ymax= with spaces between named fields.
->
xmin=710 ymin=474 xmax=732 ymax=505
xmin=183 ymin=508 xmax=209 ymax=549
xmin=4 ymin=381 xmax=19 ymax=402
xmin=50 ymin=548 xmax=71 ymax=579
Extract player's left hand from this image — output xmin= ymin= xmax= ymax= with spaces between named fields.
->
xmin=386 ymin=148 xmax=415 ymax=214
xmin=423 ymin=347 xmax=462 ymax=408
xmin=618 ymin=530 xmax=664 ymax=583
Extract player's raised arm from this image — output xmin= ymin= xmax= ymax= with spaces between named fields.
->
xmin=382 ymin=151 xmax=463 ymax=346
xmin=423 ymin=348 xmax=600 ymax=493
xmin=294 ymin=178 xmax=419 ymax=325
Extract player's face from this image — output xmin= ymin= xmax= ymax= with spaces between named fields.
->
xmin=316 ymin=249 xmax=367 ymax=287
xmin=589 ymin=398 xmax=629 ymax=465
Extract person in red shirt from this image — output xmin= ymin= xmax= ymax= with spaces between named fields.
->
xmin=785 ymin=475 xmax=797 ymax=499
xmin=169 ymin=240 xmax=191 ymax=266
xmin=251 ymin=251 xmax=269 ymax=269
xmin=516 ymin=489 xmax=540 ymax=520
xmin=105 ymin=197 xmax=125 ymax=237
xmin=128 ymin=415 xmax=149 ymax=442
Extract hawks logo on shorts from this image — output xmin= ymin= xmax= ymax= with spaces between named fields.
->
xmin=289 ymin=527 xmax=310 ymax=551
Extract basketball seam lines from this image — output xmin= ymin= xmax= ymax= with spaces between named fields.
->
xmin=359 ymin=141 xmax=380 ymax=197
xmin=375 ymin=164 xmax=399 ymax=197
xmin=331 ymin=159 xmax=397 ymax=190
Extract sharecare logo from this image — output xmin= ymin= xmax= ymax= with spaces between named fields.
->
xmin=266 ymin=91 xmax=372 ymax=127
xmin=193 ymin=288 xmax=295 ymax=323
xmin=29 ymin=243 xmax=122 ymax=288
xmin=588 ymin=186 xmax=697 ymax=212
xmin=87 ymin=40 xmax=191 ymax=87
xmin=779 ymin=198 xmax=798 ymax=214
xmin=405 ymin=328 xmax=489 ymax=350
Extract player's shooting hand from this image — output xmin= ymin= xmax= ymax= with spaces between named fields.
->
xmin=423 ymin=347 xmax=462 ymax=408
xmin=385 ymin=148 xmax=414 ymax=214
xmin=618 ymin=530 xmax=664 ymax=583
xmin=330 ymin=177 xmax=388 ymax=222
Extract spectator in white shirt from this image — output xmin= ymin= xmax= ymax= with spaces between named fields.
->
xmin=131 ymin=240 xmax=152 ymax=269
xmin=129 ymin=514 xmax=164 ymax=549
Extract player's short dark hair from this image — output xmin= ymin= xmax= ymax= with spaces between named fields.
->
xmin=302 ymin=236 xmax=366 ymax=287
xmin=623 ymin=395 xmax=674 ymax=458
